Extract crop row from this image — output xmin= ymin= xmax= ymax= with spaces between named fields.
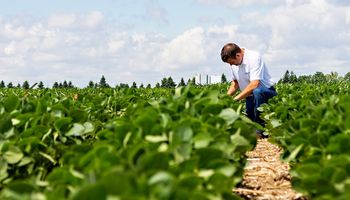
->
xmin=262 ymin=82 xmax=350 ymax=200
xmin=0 ymin=85 xmax=258 ymax=200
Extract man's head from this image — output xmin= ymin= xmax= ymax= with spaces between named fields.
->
xmin=221 ymin=43 xmax=243 ymax=66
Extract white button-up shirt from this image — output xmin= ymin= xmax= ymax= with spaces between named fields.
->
xmin=230 ymin=48 xmax=274 ymax=90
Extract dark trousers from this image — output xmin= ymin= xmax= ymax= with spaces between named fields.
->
xmin=246 ymin=85 xmax=277 ymax=127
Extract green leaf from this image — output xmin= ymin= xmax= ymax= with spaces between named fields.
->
xmin=0 ymin=114 xmax=13 ymax=133
xmin=284 ymin=144 xmax=303 ymax=163
xmin=174 ymin=143 xmax=192 ymax=163
xmin=296 ymin=163 xmax=321 ymax=177
xmin=230 ymin=130 xmax=250 ymax=151
xmin=0 ymin=158 xmax=8 ymax=181
xmin=4 ymin=146 xmax=23 ymax=164
xmin=193 ymin=132 xmax=212 ymax=149
xmin=217 ymin=165 xmax=237 ymax=177
xmin=202 ymin=104 xmax=223 ymax=115
xmin=72 ymin=184 xmax=107 ymax=200
xmin=11 ymin=118 xmax=20 ymax=126
xmin=54 ymin=117 xmax=72 ymax=132
xmin=3 ymin=95 xmax=19 ymax=112
xmin=70 ymin=109 xmax=87 ymax=122
xmin=134 ymin=108 xmax=159 ymax=134
xmin=18 ymin=157 xmax=33 ymax=167
xmin=39 ymin=152 xmax=56 ymax=164
xmin=178 ymin=175 xmax=203 ymax=190
xmin=145 ymin=134 xmax=168 ymax=143
xmin=7 ymin=181 xmax=36 ymax=194
xmin=207 ymin=172 xmax=231 ymax=193
xmin=270 ymin=119 xmax=281 ymax=128
xmin=99 ymin=171 xmax=134 ymax=195
xmin=175 ymin=125 xmax=193 ymax=142
xmin=139 ymin=152 xmax=169 ymax=171
xmin=66 ymin=123 xmax=85 ymax=136
xmin=148 ymin=171 xmax=173 ymax=185
xmin=219 ymin=108 xmax=239 ymax=125
xmin=196 ymin=148 xmax=224 ymax=169
xmin=83 ymin=122 xmax=94 ymax=133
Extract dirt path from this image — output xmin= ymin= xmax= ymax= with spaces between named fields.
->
xmin=233 ymin=139 xmax=305 ymax=200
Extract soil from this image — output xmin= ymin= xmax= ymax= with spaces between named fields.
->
xmin=233 ymin=139 xmax=306 ymax=200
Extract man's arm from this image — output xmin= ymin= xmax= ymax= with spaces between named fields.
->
xmin=227 ymin=80 xmax=239 ymax=96
xmin=234 ymin=80 xmax=260 ymax=100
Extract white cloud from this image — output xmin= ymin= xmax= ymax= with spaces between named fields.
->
xmin=32 ymin=52 xmax=61 ymax=62
xmin=48 ymin=13 xmax=77 ymax=28
xmin=251 ymin=0 xmax=350 ymax=76
xmin=82 ymin=11 xmax=104 ymax=28
xmin=2 ymin=23 xmax=27 ymax=39
xmin=196 ymin=0 xmax=281 ymax=7
xmin=47 ymin=12 xmax=104 ymax=29
xmin=157 ymin=27 xmax=205 ymax=69
xmin=0 ymin=0 xmax=350 ymax=87
xmin=4 ymin=42 xmax=16 ymax=55
xmin=207 ymin=25 xmax=237 ymax=39
xmin=107 ymin=32 xmax=128 ymax=54
xmin=346 ymin=7 xmax=350 ymax=24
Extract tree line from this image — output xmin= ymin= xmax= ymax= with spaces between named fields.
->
xmin=0 ymin=74 xmax=229 ymax=89
xmin=279 ymin=70 xmax=350 ymax=84
xmin=6 ymin=70 xmax=349 ymax=89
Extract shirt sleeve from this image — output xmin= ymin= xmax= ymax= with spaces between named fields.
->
xmin=249 ymin=54 xmax=264 ymax=81
xmin=231 ymin=67 xmax=237 ymax=80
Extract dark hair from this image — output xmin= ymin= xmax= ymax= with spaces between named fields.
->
xmin=221 ymin=43 xmax=241 ymax=62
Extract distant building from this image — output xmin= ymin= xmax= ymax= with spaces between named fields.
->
xmin=210 ymin=75 xmax=221 ymax=84
xmin=194 ymin=74 xmax=222 ymax=85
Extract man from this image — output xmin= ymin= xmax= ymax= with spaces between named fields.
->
xmin=221 ymin=43 xmax=277 ymax=138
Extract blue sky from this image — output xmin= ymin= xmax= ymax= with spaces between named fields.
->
xmin=1 ymin=0 xmax=350 ymax=87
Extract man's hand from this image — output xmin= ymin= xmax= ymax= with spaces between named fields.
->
xmin=227 ymin=80 xmax=239 ymax=96
xmin=234 ymin=80 xmax=260 ymax=100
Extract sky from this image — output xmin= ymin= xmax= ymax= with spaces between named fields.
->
xmin=0 ymin=0 xmax=350 ymax=87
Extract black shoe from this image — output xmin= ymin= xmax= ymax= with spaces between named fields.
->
xmin=256 ymin=130 xmax=269 ymax=139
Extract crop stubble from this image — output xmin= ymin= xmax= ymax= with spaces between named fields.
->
xmin=234 ymin=139 xmax=306 ymax=200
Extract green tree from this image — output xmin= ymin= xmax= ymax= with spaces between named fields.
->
xmin=146 ymin=84 xmax=151 ymax=88
xmin=298 ymin=75 xmax=312 ymax=83
xmin=16 ymin=83 xmax=21 ymax=88
xmin=68 ymin=81 xmax=73 ymax=88
xmin=155 ymin=83 xmax=160 ymax=88
xmin=178 ymin=78 xmax=186 ymax=87
xmin=120 ymin=83 xmax=129 ymax=88
xmin=187 ymin=78 xmax=191 ymax=85
xmin=139 ymin=83 xmax=144 ymax=88
xmin=53 ymin=82 xmax=59 ymax=88
xmin=221 ymin=73 xmax=227 ymax=83
xmin=63 ymin=81 xmax=68 ymax=88
xmin=38 ymin=81 xmax=44 ymax=89
xmin=191 ymin=77 xmax=196 ymax=85
xmin=7 ymin=82 xmax=13 ymax=88
xmin=312 ymin=72 xmax=326 ymax=83
xmin=131 ymin=82 xmax=137 ymax=88
xmin=280 ymin=70 xmax=290 ymax=83
xmin=99 ymin=75 xmax=109 ymax=88
xmin=0 ymin=81 xmax=5 ymax=88
xmin=344 ymin=72 xmax=350 ymax=82
xmin=326 ymin=72 xmax=338 ymax=83
xmin=160 ymin=77 xmax=168 ymax=88
xmin=167 ymin=77 xmax=176 ymax=88
xmin=22 ymin=81 xmax=30 ymax=89
xmin=289 ymin=71 xmax=297 ymax=83
xmin=88 ymin=81 xmax=94 ymax=88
